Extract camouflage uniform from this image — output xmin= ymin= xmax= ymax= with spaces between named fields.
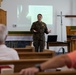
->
xmin=30 ymin=21 xmax=48 ymax=52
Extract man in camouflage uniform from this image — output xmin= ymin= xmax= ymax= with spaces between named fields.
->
xmin=30 ymin=14 xmax=51 ymax=52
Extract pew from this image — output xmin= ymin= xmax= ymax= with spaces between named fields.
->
xmin=18 ymin=52 xmax=55 ymax=59
xmin=43 ymin=49 xmax=55 ymax=53
xmin=0 ymin=59 xmax=48 ymax=72
xmin=14 ymin=48 xmax=34 ymax=53
xmin=25 ymin=46 xmax=35 ymax=50
xmin=0 ymin=71 xmax=76 ymax=75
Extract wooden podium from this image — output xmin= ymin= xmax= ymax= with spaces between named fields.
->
xmin=66 ymin=26 xmax=76 ymax=51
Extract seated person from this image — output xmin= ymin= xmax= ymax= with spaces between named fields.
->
xmin=0 ymin=24 xmax=19 ymax=69
xmin=20 ymin=50 xmax=76 ymax=75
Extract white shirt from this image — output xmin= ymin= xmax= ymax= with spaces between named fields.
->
xmin=0 ymin=44 xmax=19 ymax=60
xmin=0 ymin=44 xmax=19 ymax=68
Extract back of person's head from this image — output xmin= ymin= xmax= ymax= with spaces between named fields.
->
xmin=0 ymin=24 xmax=8 ymax=43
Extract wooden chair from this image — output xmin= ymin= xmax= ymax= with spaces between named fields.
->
xmin=0 ymin=59 xmax=48 ymax=72
xmin=25 ymin=46 xmax=35 ymax=50
xmin=0 ymin=71 xmax=76 ymax=75
xmin=14 ymin=48 xmax=34 ymax=53
xmin=18 ymin=52 xmax=55 ymax=59
xmin=43 ymin=49 xmax=55 ymax=53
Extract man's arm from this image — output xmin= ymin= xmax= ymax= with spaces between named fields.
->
xmin=30 ymin=23 xmax=34 ymax=32
xmin=40 ymin=54 xmax=71 ymax=71
xmin=44 ymin=24 xmax=51 ymax=34
xmin=20 ymin=54 xmax=71 ymax=75
xmin=30 ymin=23 xmax=37 ymax=33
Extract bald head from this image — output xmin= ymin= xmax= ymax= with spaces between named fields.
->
xmin=0 ymin=24 xmax=8 ymax=44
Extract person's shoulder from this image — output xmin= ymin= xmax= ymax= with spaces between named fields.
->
xmin=7 ymin=47 xmax=17 ymax=53
xmin=32 ymin=21 xmax=38 ymax=26
xmin=41 ymin=21 xmax=46 ymax=25
xmin=33 ymin=21 xmax=38 ymax=24
xmin=7 ymin=47 xmax=19 ymax=60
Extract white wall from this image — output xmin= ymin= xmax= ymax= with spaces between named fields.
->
xmin=72 ymin=0 xmax=76 ymax=25
xmin=1 ymin=0 xmax=75 ymax=52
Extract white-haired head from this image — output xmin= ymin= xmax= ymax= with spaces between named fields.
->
xmin=0 ymin=24 xmax=8 ymax=44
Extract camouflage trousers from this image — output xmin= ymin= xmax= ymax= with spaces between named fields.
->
xmin=33 ymin=40 xmax=45 ymax=52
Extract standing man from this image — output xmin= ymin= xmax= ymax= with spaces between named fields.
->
xmin=30 ymin=14 xmax=51 ymax=52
